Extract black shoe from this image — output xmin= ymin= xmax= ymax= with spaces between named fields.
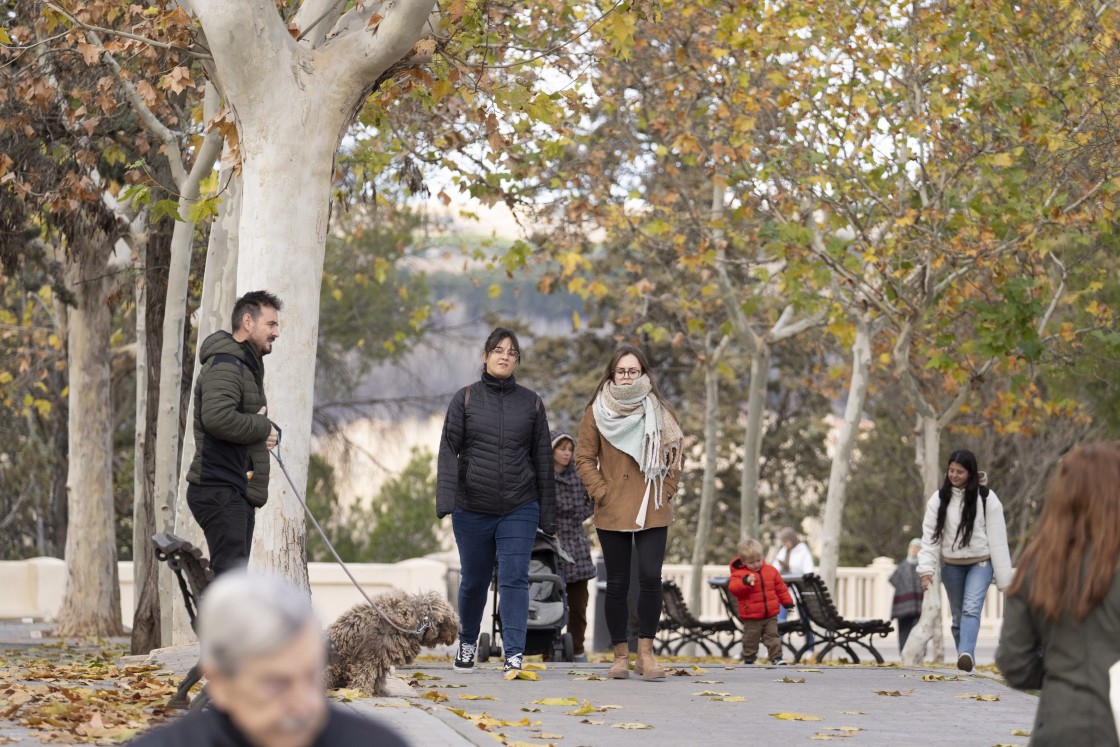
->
xmin=454 ymin=641 xmax=477 ymax=672
xmin=503 ymin=654 xmax=523 ymax=673
xmin=957 ymin=652 xmax=974 ymax=672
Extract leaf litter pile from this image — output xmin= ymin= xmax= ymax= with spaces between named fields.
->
xmin=0 ymin=642 xmax=180 ymax=744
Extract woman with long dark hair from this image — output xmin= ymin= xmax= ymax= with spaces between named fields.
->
xmin=575 ymin=345 xmax=683 ymax=682
xmin=997 ymin=443 xmax=1120 ymax=745
xmin=436 ymin=328 xmax=556 ymax=675
xmin=916 ymin=449 xmax=1013 ymax=672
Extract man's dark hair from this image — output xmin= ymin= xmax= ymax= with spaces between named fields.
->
xmin=231 ymin=290 xmax=283 ymax=332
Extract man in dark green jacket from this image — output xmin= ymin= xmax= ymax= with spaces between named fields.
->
xmin=186 ymin=291 xmax=282 ymax=575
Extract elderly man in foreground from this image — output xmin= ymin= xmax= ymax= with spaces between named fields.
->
xmin=130 ymin=573 xmax=410 ymax=747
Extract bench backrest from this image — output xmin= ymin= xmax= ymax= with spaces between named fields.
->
xmin=661 ymin=579 xmax=705 ymax=628
xmin=796 ymin=573 xmax=846 ymax=628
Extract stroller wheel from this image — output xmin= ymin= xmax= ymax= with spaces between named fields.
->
xmin=561 ymin=632 xmax=574 ymax=662
xmin=477 ymin=633 xmax=491 ymax=662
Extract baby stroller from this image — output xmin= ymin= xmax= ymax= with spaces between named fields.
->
xmin=477 ymin=529 xmax=575 ymax=663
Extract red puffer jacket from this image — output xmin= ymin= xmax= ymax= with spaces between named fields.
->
xmin=728 ymin=557 xmax=794 ymax=620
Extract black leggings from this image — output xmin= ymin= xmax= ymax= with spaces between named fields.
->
xmin=597 ymin=526 xmax=668 ymax=642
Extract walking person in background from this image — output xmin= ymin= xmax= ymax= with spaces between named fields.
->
xmin=774 ymin=527 xmax=815 ymax=654
xmin=729 ymin=538 xmax=795 ymax=665
xmin=889 ymin=538 xmax=925 ymax=654
xmin=997 ymin=442 xmax=1120 ymax=746
xmin=550 ymin=429 xmax=595 ymax=662
xmin=436 ymin=328 xmax=557 ymax=675
xmin=917 ymin=449 xmax=1013 ymax=672
xmin=576 ymin=345 xmax=683 ymax=682
xmin=186 ymin=291 xmax=282 ymax=577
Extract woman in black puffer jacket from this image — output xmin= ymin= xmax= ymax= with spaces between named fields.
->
xmin=437 ymin=327 xmax=556 ymax=674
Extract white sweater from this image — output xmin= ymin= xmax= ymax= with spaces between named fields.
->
xmin=775 ymin=542 xmax=815 ymax=576
xmin=916 ymin=487 xmax=1014 ymax=591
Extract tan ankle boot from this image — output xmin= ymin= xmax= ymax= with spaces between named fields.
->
xmin=607 ymin=643 xmax=630 ymax=679
xmin=636 ymin=638 xmax=666 ymax=681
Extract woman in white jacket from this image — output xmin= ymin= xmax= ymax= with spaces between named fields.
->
xmin=917 ymin=449 xmax=1013 ymax=672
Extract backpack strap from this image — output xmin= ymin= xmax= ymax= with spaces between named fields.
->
xmin=211 ymin=353 xmax=244 ymax=375
xmin=462 ymin=384 xmax=471 ymax=410
xmin=979 ymin=485 xmax=989 ymax=513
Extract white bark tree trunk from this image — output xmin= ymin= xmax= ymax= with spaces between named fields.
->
xmin=689 ymin=334 xmax=730 ymax=615
xmin=183 ymin=0 xmax=436 ymax=589
xmin=56 ymin=231 xmax=123 ymax=637
xmin=132 ymin=238 xmax=149 ymax=604
xmin=168 ymin=172 xmax=241 ymax=645
xmin=739 ymin=346 xmax=769 ymax=541
xmin=817 ymin=313 xmax=872 ymax=594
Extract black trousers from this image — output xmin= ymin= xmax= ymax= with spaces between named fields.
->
xmin=597 ymin=526 xmax=668 ymax=642
xmin=186 ymin=484 xmax=255 ymax=577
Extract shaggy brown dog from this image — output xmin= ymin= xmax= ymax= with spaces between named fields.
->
xmin=325 ymin=589 xmax=459 ymax=696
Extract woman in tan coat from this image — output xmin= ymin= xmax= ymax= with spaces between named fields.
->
xmin=576 ymin=346 xmax=683 ymax=681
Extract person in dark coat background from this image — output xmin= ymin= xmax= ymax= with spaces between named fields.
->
xmin=997 ymin=442 xmax=1120 ymax=746
xmin=550 ymin=429 xmax=595 ymax=662
xmin=436 ymin=328 xmax=556 ymax=675
xmin=889 ymin=538 xmax=924 ymax=653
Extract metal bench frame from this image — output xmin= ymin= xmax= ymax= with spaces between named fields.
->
xmin=656 ymin=580 xmax=739 ymax=657
xmin=150 ymin=532 xmax=214 ymax=709
xmin=789 ymin=573 xmax=893 ymax=664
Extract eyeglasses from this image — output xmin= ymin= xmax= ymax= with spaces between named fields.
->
xmin=614 ymin=368 xmax=641 ymax=378
xmin=490 ymin=346 xmax=520 ymax=360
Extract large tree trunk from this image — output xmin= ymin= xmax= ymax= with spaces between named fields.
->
xmin=689 ymin=334 xmax=729 ymax=614
xmin=168 ymin=172 xmax=241 ymax=645
xmin=817 ymin=314 xmax=872 ymax=594
xmin=56 ymin=231 xmax=123 ymax=637
xmin=739 ymin=346 xmax=769 ymax=541
xmin=901 ymin=412 xmax=946 ymax=664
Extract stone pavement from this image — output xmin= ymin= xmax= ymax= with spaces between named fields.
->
xmin=2 ymin=621 xmax=1038 ymax=746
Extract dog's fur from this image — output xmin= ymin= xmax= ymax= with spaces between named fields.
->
xmin=325 ymin=589 xmax=459 ymax=696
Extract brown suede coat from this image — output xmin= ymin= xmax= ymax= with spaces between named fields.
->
xmin=575 ymin=404 xmax=681 ymax=531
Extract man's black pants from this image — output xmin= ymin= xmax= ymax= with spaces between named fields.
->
xmin=186 ymin=484 xmax=255 ymax=576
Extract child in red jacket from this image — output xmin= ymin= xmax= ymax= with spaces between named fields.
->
xmin=728 ymin=538 xmax=795 ymax=664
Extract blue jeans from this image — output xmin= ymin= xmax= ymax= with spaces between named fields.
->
xmin=453 ymin=502 xmax=539 ymax=658
xmin=939 ymin=561 xmax=993 ymax=658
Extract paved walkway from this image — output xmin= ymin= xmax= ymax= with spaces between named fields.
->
xmin=1 ymin=622 xmax=1037 ymax=746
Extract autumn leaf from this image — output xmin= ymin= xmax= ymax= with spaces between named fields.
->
xmin=958 ymin=693 xmax=1000 ymax=702
xmin=505 ymin=670 xmax=538 ymax=681
xmin=710 ymin=696 xmax=746 ymax=702
xmin=408 ymin=672 xmax=441 ymax=680
xmin=522 ymin=662 xmax=546 ymax=671
xmin=921 ymin=674 xmax=961 ymax=682
xmin=367 ymin=12 xmax=383 ymax=30
xmin=1012 ymin=729 xmax=1032 ymax=736
xmin=770 ymin=713 xmax=824 ymax=721
xmin=875 ymin=689 xmax=915 ymax=696
xmin=420 ymin=690 xmax=448 ymax=702
xmin=693 ymin=691 xmax=730 ymax=697
xmin=414 ymin=38 xmax=437 ymax=57
xmin=778 ymin=677 xmax=806 ymax=683
xmin=532 ymin=697 xmax=579 ymax=706
xmin=612 ymin=722 xmax=654 ymax=729
xmin=460 ymin=694 xmax=496 ymax=700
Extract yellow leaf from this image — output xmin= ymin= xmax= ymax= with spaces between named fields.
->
xmin=990 ymin=152 xmax=1014 ymax=167
xmin=532 ymin=698 xmax=579 ymax=706
xmin=487 ymin=283 xmax=502 ymax=299
xmin=612 ymin=722 xmax=654 ymax=729
xmin=505 ymin=670 xmax=538 ymax=681
xmin=712 ymin=696 xmax=746 ymax=702
xmin=566 ymin=700 xmax=599 ymax=716
xmin=409 ymin=672 xmax=441 ymax=680
xmin=460 ymin=694 xmax=496 ymax=700
xmin=572 ymin=310 xmax=582 ymax=330
xmin=0 ymin=371 xmax=12 ymax=385
xmin=694 ymin=691 xmax=730 ymax=697
xmin=522 ymin=662 xmax=546 ymax=671
xmin=331 ymin=288 xmax=343 ymax=301
xmin=328 ymin=688 xmax=365 ymax=702
xmin=958 ymin=693 xmax=1000 ymax=702
xmin=1012 ymin=730 xmax=1032 ymax=736
xmin=771 ymin=713 xmax=824 ymax=721
xmin=420 ymin=690 xmax=448 ymax=702
xmin=778 ymin=677 xmax=806 ymax=684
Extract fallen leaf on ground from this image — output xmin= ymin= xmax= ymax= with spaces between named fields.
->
xmin=409 ymin=672 xmax=441 ymax=680
xmin=521 ymin=707 xmax=541 ymax=713
xmin=460 ymin=694 xmax=496 ymax=700
xmin=420 ymin=690 xmax=448 ymax=702
xmin=505 ymin=670 xmax=539 ymax=681
xmin=689 ymin=664 xmax=708 ymax=674
xmin=875 ymin=689 xmax=915 ymax=696
xmin=1011 ymin=729 xmax=1032 ymax=737
xmin=579 ymin=719 xmax=605 ymax=725
xmin=694 ymin=690 xmax=730 ymax=697
xmin=328 ymin=688 xmax=366 ymax=701
xmin=533 ymin=733 xmax=564 ymax=739
xmin=573 ymin=675 xmax=603 ymax=681
xmin=958 ymin=693 xmax=1000 ymax=702
xmin=710 ymin=696 xmax=746 ymax=702
xmin=770 ymin=712 xmax=824 ymax=721
xmin=523 ymin=662 xmax=547 ymax=671
xmin=920 ymin=674 xmax=961 ymax=682
xmin=612 ymin=722 xmax=653 ymax=729
xmin=532 ymin=697 xmax=579 ymax=706
xmin=778 ymin=677 xmax=806 ymax=683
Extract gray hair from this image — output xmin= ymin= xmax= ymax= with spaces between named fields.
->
xmin=778 ymin=527 xmax=799 ymax=544
xmin=198 ymin=572 xmax=321 ymax=677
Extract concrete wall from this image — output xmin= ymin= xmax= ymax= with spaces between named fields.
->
xmin=0 ymin=555 xmax=1000 ymax=644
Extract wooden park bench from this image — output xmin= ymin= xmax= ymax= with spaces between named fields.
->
xmin=787 ymin=573 xmax=893 ymax=664
xmin=655 ymin=579 xmax=739 ymax=657
xmin=150 ymin=532 xmax=214 ymax=709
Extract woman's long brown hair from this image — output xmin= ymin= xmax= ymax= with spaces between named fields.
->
xmin=583 ymin=345 xmax=678 ymax=421
xmin=1007 ymin=442 xmax=1120 ymax=621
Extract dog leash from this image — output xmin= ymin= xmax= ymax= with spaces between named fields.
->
xmin=269 ymin=444 xmax=433 ymax=637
